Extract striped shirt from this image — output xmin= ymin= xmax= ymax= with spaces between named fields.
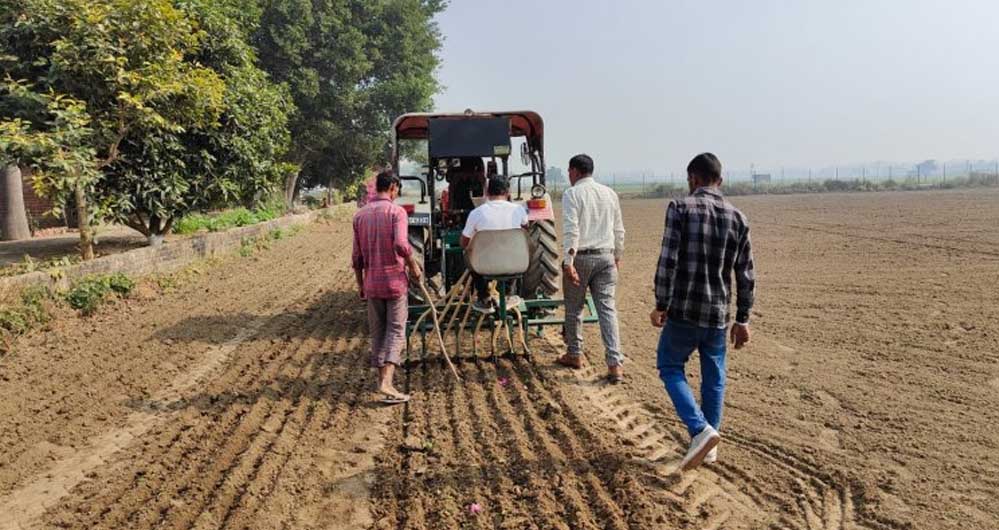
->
xmin=352 ymin=198 xmax=412 ymax=299
xmin=654 ymin=187 xmax=755 ymax=328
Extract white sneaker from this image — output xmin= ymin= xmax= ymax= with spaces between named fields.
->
xmin=680 ymin=425 xmax=720 ymax=471
xmin=703 ymin=447 xmax=718 ymax=464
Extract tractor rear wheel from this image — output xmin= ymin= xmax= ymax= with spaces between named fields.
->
xmin=408 ymin=226 xmax=430 ymax=304
xmin=521 ymin=219 xmax=560 ymax=298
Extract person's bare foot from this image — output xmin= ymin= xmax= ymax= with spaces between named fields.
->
xmin=377 ymin=384 xmax=411 ymax=403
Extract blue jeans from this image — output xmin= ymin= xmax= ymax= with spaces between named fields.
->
xmin=656 ymin=319 xmax=727 ymax=438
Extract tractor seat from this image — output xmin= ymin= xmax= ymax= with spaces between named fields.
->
xmin=466 ymin=228 xmax=530 ymax=278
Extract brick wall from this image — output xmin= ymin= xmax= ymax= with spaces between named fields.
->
xmin=20 ymin=168 xmax=63 ymax=230
xmin=0 ymin=204 xmax=354 ymax=299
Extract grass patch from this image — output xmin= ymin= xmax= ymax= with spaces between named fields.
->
xmin=0 ymin=255 xmax=80 ymax=279
xmin=0 ymin=286 xmax=54 ymax=353
xmin=64 ymin=273 xmax=135 ymax=316
xmin=173 ymin=204 xmax=283 ymax=236
xmin=238 ymin=236 xmax=271 ymax=257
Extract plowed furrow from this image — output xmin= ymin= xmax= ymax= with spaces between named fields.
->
xmin=2 ymin=233 xmax=337 ymax=505
xmin=435 ymin=361 xmax=492 ymax=530
xmin=164 ymin=294 xmax=353 ymax=529
xmin=509 ymin=357 xmax=634 ymax=529
xmin=463 ymin=362 xmax=535 ymax=527
xmin=485 ymin=361 xmax=572 ymax=528
xmin=224 ymin=329 xmax=367 ymax=529
xmin=496 ymin=359 xmax=609 ymax=529
xmin=136 ymin=324 xmax=335 ymax=529
xmin=127 ymin=291 xmax=341 ymax=529
xmin=40 ymin=277 xmax=340 ymax=529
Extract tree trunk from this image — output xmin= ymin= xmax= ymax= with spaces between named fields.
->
xmin=284 ymin=171 xmax=301 ymax=209
xmin=146 ymin=214 xmax=171 ymax=246
xmin=1 ymin=164 xmax=32 ymax=241
xmin=74 ymin=183 xmax=95 ymax=260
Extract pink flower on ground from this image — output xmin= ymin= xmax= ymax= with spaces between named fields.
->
xmin=468 ymin=503 xmax=482 ymax=515
xmin=498 ymin=377 xmax=510 ymax=387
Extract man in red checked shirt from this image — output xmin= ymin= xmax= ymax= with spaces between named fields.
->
xmin=352 ymin=170 xmax=422 ymax=404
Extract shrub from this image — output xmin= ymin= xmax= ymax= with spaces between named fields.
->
xmin=64 ymin=273 xmax=135 ymax=316
xmin=173 ymin=203 xmax=286 ymax=236
xmin=0 ymin=286 xmax=54 ymax=351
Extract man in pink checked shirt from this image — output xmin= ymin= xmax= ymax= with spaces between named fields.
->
xmin=352 ymin=170 xmax=422 ymax=404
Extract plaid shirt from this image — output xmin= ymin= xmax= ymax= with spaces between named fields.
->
xmin=654 ymin=187 xmax=755 ymax=328
xmin=352 ymin=197 xmax=412 ymax=299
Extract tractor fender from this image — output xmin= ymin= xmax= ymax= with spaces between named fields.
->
xmin=526 ymin=193 xmax=555 ymax=222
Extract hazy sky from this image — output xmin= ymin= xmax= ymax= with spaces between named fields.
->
xmin=432 ymin=1 xmax=999 ymax=175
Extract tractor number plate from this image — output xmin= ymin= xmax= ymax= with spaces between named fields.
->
xmin=408 ymin=213 xmax=431 ymax=226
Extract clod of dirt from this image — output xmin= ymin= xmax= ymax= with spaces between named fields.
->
xmin=401 ymin=434 xmax=427 ymax=452
xmin=539 ymin=402 xmax=562 ymax=419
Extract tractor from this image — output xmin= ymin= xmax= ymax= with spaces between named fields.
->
xmin=391 ymin=109 xmax=597 ymax=359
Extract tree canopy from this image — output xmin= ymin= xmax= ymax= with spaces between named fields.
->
xmin=252 ymin=0 xmax=445 ymax=199
xmin=1 ymin=0 xmax=446 ymax=252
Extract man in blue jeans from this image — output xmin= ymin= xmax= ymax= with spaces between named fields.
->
xmin=649 ymin=152 xmax=756 ymax=471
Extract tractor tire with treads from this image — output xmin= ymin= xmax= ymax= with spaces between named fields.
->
xmin=521 ymin=219 xmax=560 ymax=298
xmin=408 ymin=226 xmax=430 ymax=305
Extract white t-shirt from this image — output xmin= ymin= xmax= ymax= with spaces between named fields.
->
xmin=462 ymin=200 xmax=529 ymax=239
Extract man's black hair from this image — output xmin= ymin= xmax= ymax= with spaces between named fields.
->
xmin=486 ymin=176 xmax=510 ymax=196
xmin=687 ymin=153 xmax=722 ymax=183
xmin=569 ymin=154 xmax=594 ymax=175
xmin=375 ymin=169 xmax=400 ymax=192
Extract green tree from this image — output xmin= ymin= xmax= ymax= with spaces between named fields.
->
xmin=1 ymin=80 xmax=101 ymax=258
xmin=252 ymin=0 xmax=445 ymax=204
xmin=1 ymin=0 xmax=292 ymax=245
xmin=103 ymin=0 xmax=294 ymax=241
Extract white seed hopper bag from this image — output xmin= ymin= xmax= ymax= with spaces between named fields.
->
xmin=466 ymin=228 xmax=531 ymax=276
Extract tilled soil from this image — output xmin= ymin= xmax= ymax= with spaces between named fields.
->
xmin=2 ymin=189 xmax=998 ymax=529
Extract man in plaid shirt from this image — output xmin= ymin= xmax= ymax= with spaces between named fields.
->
xmin=650 ymin=152 xmax=755 ymax=471
xmin=352 ymin=170 xmax=422 ymax=404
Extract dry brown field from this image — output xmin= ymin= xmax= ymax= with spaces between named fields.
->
xmin=1 ymin=188 xmax=997 ymax=529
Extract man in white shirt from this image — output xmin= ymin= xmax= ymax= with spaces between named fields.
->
xmin=559 ymin=154 xmax=626 ymax=383
xmin=461 ymin=176 xmax=529 ymax=313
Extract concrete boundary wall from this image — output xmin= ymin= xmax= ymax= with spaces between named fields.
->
xmin=0 ymin=204 xmax=354 ymax=298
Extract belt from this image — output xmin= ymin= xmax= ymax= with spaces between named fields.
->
xmin=576 ymin=248 xmax=613 ymax=255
